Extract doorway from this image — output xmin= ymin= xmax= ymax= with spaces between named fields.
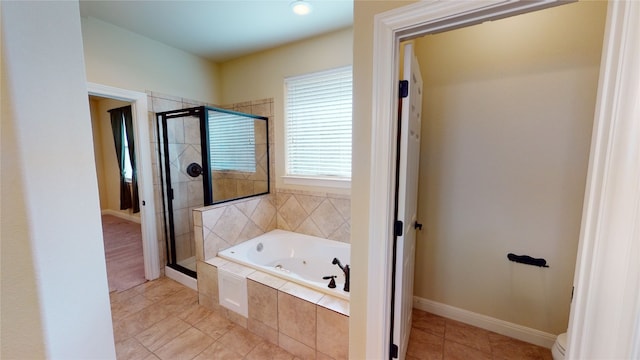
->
xmin=89 ymin=95 xmax=146 ymax=291
xmin=391 ymin=1 xmax=605 ymax=353
xmin=88 ymin=83 xmax=161 ymax=282
xmin=363 ymin=1 xmax=640 ymax=359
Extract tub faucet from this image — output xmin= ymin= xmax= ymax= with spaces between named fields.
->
xmin=332 ymin=258 xmax=350 ymax=292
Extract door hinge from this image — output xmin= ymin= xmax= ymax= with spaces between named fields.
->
xmin=390 ymin=343 xmax=399 ymax=358
xmin=399 ymin=80 xmax=409 ymax=98
xmin=394 ymin=220 xmax=403 ymax=237
xmin=169 ymin=188 xmax=174 ymax=200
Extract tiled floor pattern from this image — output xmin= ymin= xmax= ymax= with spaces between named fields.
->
xmin=111 ymin=277 xmax=294 ymax=360
xmin=111 ymin=277 xmax=552 ymax=360
xmin=408 ymin=309 xmax=553 ymax=360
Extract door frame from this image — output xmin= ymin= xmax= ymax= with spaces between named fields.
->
xmin=366 ymin=0 xmax=640 ymax=359
xmin=88 ymin=82 xmax=161 ymax=281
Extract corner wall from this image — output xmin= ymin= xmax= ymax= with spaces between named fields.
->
xmin=1 ymin=1 xmax=116 ymax=357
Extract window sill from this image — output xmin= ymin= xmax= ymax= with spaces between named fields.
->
xmin=282 ymin=175 xmax=351 ymax=189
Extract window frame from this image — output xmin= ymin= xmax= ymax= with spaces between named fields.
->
xmin=283 ymin=65 xmax=353 ymax=189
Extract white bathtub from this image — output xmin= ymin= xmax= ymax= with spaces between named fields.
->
xmin=217 ymin=229 xmax=350 ymax=300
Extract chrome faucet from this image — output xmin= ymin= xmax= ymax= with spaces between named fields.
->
xmin=332 ymin=258 xmax=350 ymax=292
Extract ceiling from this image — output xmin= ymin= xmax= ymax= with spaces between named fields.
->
xmin=79 ymin=0 xmax=353 ymax=63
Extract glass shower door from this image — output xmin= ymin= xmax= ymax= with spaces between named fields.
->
xmin=157 ymin=108 xmax=205 ymax=277
xmin=156 ymin=105 xmax=269 ymax=278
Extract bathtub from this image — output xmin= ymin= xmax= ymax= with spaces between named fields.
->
xmin=217 ymin=229 xmax=350 ymax=300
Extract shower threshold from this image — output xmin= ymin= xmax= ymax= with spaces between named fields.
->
xmin=165 ymin=265 xmax=197 ymax=290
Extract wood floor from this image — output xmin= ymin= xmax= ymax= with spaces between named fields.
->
xmin=102 ymin=214 xmax=146 ymax=292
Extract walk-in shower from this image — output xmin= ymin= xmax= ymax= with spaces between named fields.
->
xmin=156 ymin=106 xmax=269 ymax=277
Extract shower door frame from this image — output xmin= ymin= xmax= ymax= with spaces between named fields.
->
xmin=157 ymin=107 xmax=204 ymax=279
xmin=156 ymin=105 xmax=270 ymax=279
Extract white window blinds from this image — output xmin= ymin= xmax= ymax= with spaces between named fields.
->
xmin=285 ymin=66 xmax=352 ymax=179
xmin=209 ymin=112 xmax=256 ymax=173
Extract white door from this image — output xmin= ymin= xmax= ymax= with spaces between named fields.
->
xmin=393 ymin=43 xmax=423 ymax=359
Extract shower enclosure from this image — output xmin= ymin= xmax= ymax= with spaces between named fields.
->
xmin=156 ymin=106 xmax=269 ymax=278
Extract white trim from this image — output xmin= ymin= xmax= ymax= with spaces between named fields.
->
xmin=566 ymin=1 xmax=640 ymax=358
xmin=101 ymin=209 xmax=141 ymax=224
xmin=413 ymin=296 xmax=557 ymax=349
xmin=88 ymin=82 xmax=161 ymax=281
xmin=367 ymin=1 xmax=574 ymax=358
xmin=282 ymin=175 xmax=351 ymax=189
xmin=165 ymin=266 xmax=198 ymax=291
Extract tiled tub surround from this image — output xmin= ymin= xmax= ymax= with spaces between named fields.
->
xmin=184 ymin=95 xmax=351 ymax=358
xmin=193 ymin=189 xmax=351 ymax=263
xmin=194 ymin=194 xmax=278 ymax=261
xmin=276 ymin=189 xmax=350 ymax=243
xmin=217 ymin=229 xmax=351 ymax=300
xmin=198 ymin=257 xmax=349 ymax=360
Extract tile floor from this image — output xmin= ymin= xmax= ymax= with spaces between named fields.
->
xmin=110 ymin=277 xmax=294 ymax=360
xmin=408 ymin=309 xmax=553 ymax=360
xmin=110 ymin=277 xmax=552 ymax=360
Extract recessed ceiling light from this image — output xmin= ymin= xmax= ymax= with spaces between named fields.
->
xmin=290 ymin=0 xmax=312 ymax=15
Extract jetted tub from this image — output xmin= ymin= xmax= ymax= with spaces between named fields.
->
xmin=217 ymin=229 xmax=350 ymax=300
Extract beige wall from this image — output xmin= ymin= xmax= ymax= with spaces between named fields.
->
xmin=81 ymin=16 xmax=222 ymax=105
xmin=412 ymin=1 xmax=606 ymax=334
xmin=219 ymin=28 xmax=353 ymax=195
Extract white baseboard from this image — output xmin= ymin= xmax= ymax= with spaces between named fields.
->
xmin=101 ymin=209 xmax=141 ymax=224
xmin=165 ymin=266 xmax=197 ymax=291
xmin=413 ymin=296 xmax=558 ymax=349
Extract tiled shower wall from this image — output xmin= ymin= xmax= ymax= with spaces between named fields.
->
xmin=148 ymin=91 xmax=211 ymax=272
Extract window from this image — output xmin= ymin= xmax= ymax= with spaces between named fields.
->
xmin=284 ymin=66 xmax=352 ymax=186
xmin=122 ymin=129 xmax=133 ymax=182
xmin=209 ymin=112 xmax=256 ymax=173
